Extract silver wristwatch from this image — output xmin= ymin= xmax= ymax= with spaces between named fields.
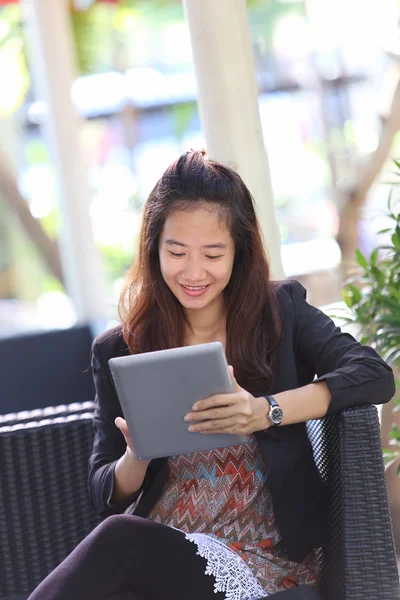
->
xmin=265 ymin=395 xmax=283 ymax=427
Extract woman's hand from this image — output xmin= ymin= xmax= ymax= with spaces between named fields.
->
xmin=113 ymin=417 xmax=151 ymax=504
xmin=115 ymin=417 xmax=151 ymax=466
xmin=184 ymin=366 xmax=270 ymax=435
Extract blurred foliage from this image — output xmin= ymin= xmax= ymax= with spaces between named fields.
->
xmin=23 ymin=138 xmax=50 ymax=165
xmin=170 ymin=101 xmax=197 ymax=141
xmin=0 ymin=200 xmax=12 ymax=281
xmin=338 ymin=165 xmax=400 ymax=473
xmin=100 ymin=242 xmax=133 ymax=284
xmin=247 ymin=0 xmax=305 ymax=61
xmin=71 ymin=1 xmax=186 ymax=74
xmin=71 ymin=4 xmax=118 ymax=74
xmin=69 ymin=0 xmax=300 ymax=75
xmin=0 ymin=5 xmax=29 ymax=116
xmin=341 ymin=199 xmax=400 ymax=365
xmin=39 ymin=207 xmax=61 ymax=240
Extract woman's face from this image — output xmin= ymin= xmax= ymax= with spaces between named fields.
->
xmin=158 ymin=204 xmax=235 ymax=314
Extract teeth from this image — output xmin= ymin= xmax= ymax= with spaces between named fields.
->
xmin=183 ymin=285 xmax=208 ymax=291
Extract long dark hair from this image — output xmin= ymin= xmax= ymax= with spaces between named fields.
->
xmin=119 ymin=150 xmax=281 ymax=395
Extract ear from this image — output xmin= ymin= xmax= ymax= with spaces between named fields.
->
xmin=228 ymin=365 xmax=241 ymax=392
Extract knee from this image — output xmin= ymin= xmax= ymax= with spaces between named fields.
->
xmin=94 ymin=514 xmax=149 ymax=544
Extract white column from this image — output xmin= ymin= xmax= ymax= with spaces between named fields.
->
xmin=22 ymin=0 xmax=107 ymax=324
xmin=183 ymin=0 xmax=285 ymax=279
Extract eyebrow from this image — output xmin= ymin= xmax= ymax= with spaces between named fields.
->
xmin=165 ymin=239 xmax=227 ymax=249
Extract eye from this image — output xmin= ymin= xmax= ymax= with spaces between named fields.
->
xmin=168 ymin=251 xmax=223 ymax=259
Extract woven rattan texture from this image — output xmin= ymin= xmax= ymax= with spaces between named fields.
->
xmin=308 ymin=406 xmax=400 ymax=600
xmin=307 ymin=415 xmax=345 ymax=599
xmin=1 ymin=405 xmax=398 ymax=599
xmin=0 ymin=413 xmax=99 ymax=597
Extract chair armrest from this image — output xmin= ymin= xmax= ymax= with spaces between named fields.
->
xmin=307 ymin=405 xmax=400 ymax=600
xmin=0 ymin=401 xmax=96 ymax=426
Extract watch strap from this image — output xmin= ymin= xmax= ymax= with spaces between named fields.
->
xmin=265 ymin=395 xmax=278 ymax=408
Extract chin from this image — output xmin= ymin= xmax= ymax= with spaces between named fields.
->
xmin=179 ymin=288 xmax=221 ymax=310
xmin=179 ymin=294 xmax=209 ymax=308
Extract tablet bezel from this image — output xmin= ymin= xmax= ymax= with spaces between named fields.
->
xmin=108 ymin=342 xmax=247 ymax=460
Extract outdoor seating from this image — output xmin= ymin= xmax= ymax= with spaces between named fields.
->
xmin=307 ymin=405 xmax=399 ymax=599
xmin=0 ymin=403 xmax=398 ymax=599
xmin=0 ymin=405 xmax=99 ymax=600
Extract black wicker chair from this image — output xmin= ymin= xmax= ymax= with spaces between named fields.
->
xmin=307 ymin=405 xmax=399 ymax=600
xmin=0 ymin=406 xmax=99 ymax=600
xmin=0 ymin=405 xmax=398 ymax=600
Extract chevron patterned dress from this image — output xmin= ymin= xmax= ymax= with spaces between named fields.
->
xmin=147 ymin=434 xmax=319 ymax=600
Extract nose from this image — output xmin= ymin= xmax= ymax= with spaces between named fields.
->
xmin=181 ymin=257 xmax=207 ymax=283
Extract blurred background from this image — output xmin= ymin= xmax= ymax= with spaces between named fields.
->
xmin=1 ymin=3 xmax=400 ymax=591
xmin=1 ymin=0 xmax=400 ymax=334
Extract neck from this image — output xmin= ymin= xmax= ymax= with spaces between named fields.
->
xmin=184 ymin=298 xmax=226 ymax=345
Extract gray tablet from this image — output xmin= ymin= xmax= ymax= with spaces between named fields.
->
xmin=108 ymin=342 xmax=247 ymax=460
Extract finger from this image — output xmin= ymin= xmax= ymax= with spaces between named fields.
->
xmin=192 ymin=392 xmax=237 ymax=412
xmin=185 ymin=405 xmax=238 ymax=422
xmin=203 ymin=427 xmax=247 ymax=436
xmin=115 ymin=417 xmax=136 ymax=455
xmin=228 ymin=365 xmax=241 ymax=393
xmin=115 ymin=417 xmax=131 ymax=438
xmin=188 ymin=417 xmax=238 ymax=433
xmin=198 ymin=423 xmax=249 ymax=436
xmin=115 ymin=416 xmax=127 ymax=430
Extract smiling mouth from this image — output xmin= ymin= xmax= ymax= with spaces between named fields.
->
xmin=181 ymin=284 xmax=210 ymax=291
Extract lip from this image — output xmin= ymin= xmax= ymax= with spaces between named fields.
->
xmin=180 ymin=284 xmax=210 ymax=297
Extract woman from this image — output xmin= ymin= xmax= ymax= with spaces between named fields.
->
xmin=29 ymin=151 xmax=395 ymax=600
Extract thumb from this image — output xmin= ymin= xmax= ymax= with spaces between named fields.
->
xmin=115 ymin=417 xmax=129 ymax=437
xmin=228 ymin=365 xmax=241 ymax=392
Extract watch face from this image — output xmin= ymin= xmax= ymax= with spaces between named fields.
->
xmin=269 ymin=406 xmax=283 ymax=425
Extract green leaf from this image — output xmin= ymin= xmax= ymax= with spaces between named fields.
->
xmin=378 ymin=245 xmax=399 ymax=251
xmin=379 ymin=297 xmax=400 ymax=311
xmin=377 ymin=228 xmax=393 ymax=235
xmin=342 ymin=288 xmax=353 ymax=308
xmin=388 ymin=286 xmax=400 ymax=301
xmin=374 ymin=316 xmax=400 ymax=327
xmin=383 ymin=449 xmax=400 ymax=470
xmin=376 ymin=327 xmax=400 ymax=336
xmin=391 ymin=425 xmax=400 ymax=442
xmin=388 ymin=188 xmax=394 ymax=212
xmin=384 ymin=348 xmax=400 ymax=365
xmin=355 ymin=249 xmax=368 ymax=270
xmin=370 ymin=248 xmax=378 ymax=266
xmin=347 ymin=283 xmax=362 ymax=304
xmin=370 ymin=265 xmax=386 ymax=286
xmin=392 ymin=232 xmax=400 ymax=250
xmin=383 ymin=449 xmax=400 ymax=459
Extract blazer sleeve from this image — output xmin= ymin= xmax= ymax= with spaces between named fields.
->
xmin=290 ymin=279 xmax=396 ymax=416
xmin=88 ymin=339 xmax=148 ymax=516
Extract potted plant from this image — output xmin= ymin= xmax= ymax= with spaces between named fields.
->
xmin=338 ymin=187 xmax=399 ymax=459
xmin=335 ymin=182 xmax=400 ymax=545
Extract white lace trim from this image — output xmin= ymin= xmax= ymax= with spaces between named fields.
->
xmin=184 ymin=532 xmax=267 ymax=600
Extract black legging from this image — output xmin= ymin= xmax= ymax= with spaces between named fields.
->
xmin=27 ymin=515 xmax=322 ymax=600
xmin=27 ymin=515 xmax=226 ymax=600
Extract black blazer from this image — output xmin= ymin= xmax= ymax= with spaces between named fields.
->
xmin=88 ymin=279 xmax=395 ymax=562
